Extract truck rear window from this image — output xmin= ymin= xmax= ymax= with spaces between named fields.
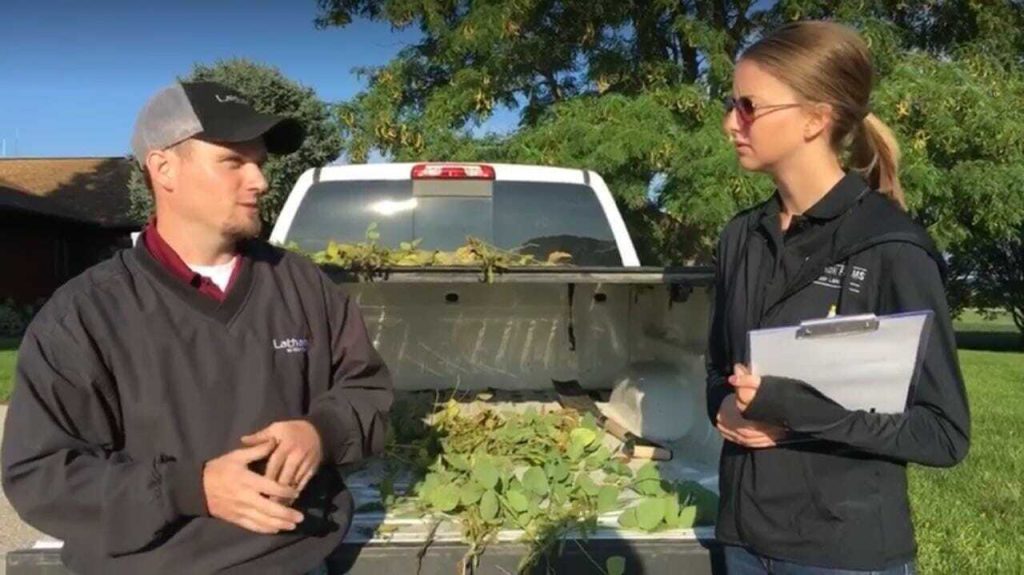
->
xmin=284 ymin=180 xmax=622 ymax=266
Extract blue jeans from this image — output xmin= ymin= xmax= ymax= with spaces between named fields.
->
xmin=723 ymin=545 xmax=916 ymax=575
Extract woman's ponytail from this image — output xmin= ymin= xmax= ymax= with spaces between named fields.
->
xmin=849 ymin=112 xmax=905 ymax=210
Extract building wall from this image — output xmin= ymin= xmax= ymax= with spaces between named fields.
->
xmin=0 ymin=213 xmax=132 ymax=304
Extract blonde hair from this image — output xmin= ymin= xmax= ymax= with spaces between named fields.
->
xmin=741 ymin=21 xmax=905 ymax=209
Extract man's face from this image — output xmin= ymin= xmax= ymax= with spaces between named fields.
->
xmin=167 ymin=138 xmax=269 ymax=240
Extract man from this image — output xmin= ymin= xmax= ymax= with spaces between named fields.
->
xmin=1 ymin=81 xmax=394 ymax=574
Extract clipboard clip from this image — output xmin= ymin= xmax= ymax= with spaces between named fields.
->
xmin=796 ymin=314 xmax=880 ymax=339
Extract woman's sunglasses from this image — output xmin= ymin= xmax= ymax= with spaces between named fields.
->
xmin=723 ymin=95 xmax=802 ymax=124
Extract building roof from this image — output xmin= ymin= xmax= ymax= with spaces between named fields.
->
xmin=0 ymin=157 xmax=138 ymax=229
xmin=0 ymin=184 xmax=86 ymax=223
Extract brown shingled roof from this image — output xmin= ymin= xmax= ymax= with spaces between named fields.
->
xmin=0 ymin=157 xmax=137 ymax=228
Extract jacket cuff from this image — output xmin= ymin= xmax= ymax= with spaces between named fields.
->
xmin=745 ymin=375 xmax=848 ymax=432
xmin=706 ymin=381 xmax=733 ymax=423
xmin=305 ymin=406 xmax=348 ymax=463
xmin=743 ymin=375 xmax=792 ymax=426
xmin=167 ymin=459 xmax=208 ymax=517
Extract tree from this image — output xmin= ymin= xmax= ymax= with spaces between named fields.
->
xmin=949 ymin=230 xmax=1024 ymax=336
xmin=128 ymin=59 xmax=343 ymax=230
xmin=317 ymin=0 xmax=1024 ymax=334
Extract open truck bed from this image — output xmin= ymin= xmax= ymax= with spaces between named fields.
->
xmin=337 ymin=392 xmax=723 ymax=575
xmin=331 ymin=264 xmax=724 ymax=573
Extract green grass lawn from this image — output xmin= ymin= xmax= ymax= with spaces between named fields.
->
xmin=954 ymin=309 xmax=1022 ymax=351
xmin=1 ymin=337 xmax=18 ymax=404
xmin=955 ymin=309 xmax=1019 ymax=333
xmin=910 ymin=348 xmax=1024 ymax=573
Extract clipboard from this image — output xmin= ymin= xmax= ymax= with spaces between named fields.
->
xmin=748 ymin=311 xmax=934 ymax=414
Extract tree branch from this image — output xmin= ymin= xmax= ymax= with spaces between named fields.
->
xmin=543 ymin=71 xmax=563 ymax=102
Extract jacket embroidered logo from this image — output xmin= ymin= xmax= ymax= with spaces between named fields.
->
xmin=814 ymin=263 xmax=846 ymax=290
xmin=273 ymin=338 xmax=309 ymax=353
xmin=814 ymin=263 xmax=869 ymax=294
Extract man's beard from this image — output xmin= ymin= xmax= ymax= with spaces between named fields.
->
xmin=222 ymin=214 xmax=263 ymax=241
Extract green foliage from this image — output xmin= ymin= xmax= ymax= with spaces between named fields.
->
xmin=0 ymin=299 xmax=35 ymax=337
xmin=387 ymin=398 xmax=718 ymax=572
xmin=127 ymin=59 xmax=343 ymax=230
xmin=949 ymin=230 xmax=1024 ymax=340
xmin=318 ymin=0 xmax=1024 ymax=314
xmin=615 ymin=462 xmax=712 ymax=531
xmin=292 ymin=224 xmax=573 ymax=282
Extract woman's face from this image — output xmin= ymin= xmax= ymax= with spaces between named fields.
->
xmin=723 ymin=59 xmax=811 ymax=174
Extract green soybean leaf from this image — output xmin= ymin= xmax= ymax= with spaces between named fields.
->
xmin=617 ymin=507 xmax=639 ymax=529
xmin=473 ymin=458 xmax=499 ymax=490
xmin=586 ymin=445 xmax=612 ymax=470
xmin=523 ymin=466 xmax=550 ymax=496
xmin=567 ymin=441 xmax=585 ymax=460
xmin=637 ymin=498 xmax=665 ymax=531
xmin=633 ymin=477 xmax=664 ymax=497
xmin=445 ymin=454 xmax=470 ymax=471
xmin=604 ymin=460 xmax=632 ymax=478
xmin=480 ymin=490 xmax=499 ymax=521
xmin=576 ymin=473 xmax=600 ymax=497
xmin=677 ymin=505 xmax=698 ymax=529
xmin=635 ymin=462 xmax=660 ymax=482
xmin=570 ymin=427 xmax=598 ymax=448
xmin=551 ymin=481 xmax=571 ymax=502
xmin=597 ymin=485 xmax=620 ymax=514
xmin=519 ymin=511 xmax=534 ymax=527
xmin=546 ymin=461 xmax=570 ymax=482
xmin=506 ymin=489 xmax=529 ymax=513
xmin=663 ymin=494 xmax=680 ymax=523
xmin=460 ymin=482 xmax=485 ymax=506
xmin=432 ymin=484 xmax=461 ymax=512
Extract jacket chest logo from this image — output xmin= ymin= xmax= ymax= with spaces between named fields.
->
xmin=813 ymin=264 xmax=869 ymax=294
xmin=814 ymin=263 xmax=846 ymax=290
xmin=848 ymin=265 xmax=868 ymax=294
xmin=273 ymin=337 xmax=310 ymax=354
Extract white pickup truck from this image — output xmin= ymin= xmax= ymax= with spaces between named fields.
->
xmin=8 ymin=163 xmax=724 ymax=575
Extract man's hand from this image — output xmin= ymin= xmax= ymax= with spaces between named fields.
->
xmin=203 ymin=439 xmax=304 ymax=534
xmin=716 ymin=393 xmax=787 ymax=449
xmin=729 ymin=363 xmax=762 ymax=412
xmin=241 ymin=420 xmax=323 ymax=493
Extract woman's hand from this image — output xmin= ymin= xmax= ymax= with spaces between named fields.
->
xmin=729 ymin=363 xmax=762 ymax=412
xmin=716 ymin=393 xmax=787 ymax=449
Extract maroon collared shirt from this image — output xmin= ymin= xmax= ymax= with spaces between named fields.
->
xmin=141 ymin=221 xmax=242 ymax=302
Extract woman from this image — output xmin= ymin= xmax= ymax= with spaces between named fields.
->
xmin=706 ymin=21 xmax=970 ymax=574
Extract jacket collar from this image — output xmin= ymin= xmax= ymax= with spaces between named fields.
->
xmin=749 ymin=172 xmax=871 ymax=230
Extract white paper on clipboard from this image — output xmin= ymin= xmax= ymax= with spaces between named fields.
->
xmin=748 ymin=311 xmax=934 ymax=414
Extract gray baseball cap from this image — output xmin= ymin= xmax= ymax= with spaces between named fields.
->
xmin=131 ymin=81 xmax=305 ymax=166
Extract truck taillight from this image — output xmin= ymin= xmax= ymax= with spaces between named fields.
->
xmin=411 ymin=164 xmax=495 ymax=180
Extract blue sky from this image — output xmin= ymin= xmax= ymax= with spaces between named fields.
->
xmin=0 ymin=0 xmax=462 ymax=158
xmin=1 ymin=1 xmax=772 ymax=160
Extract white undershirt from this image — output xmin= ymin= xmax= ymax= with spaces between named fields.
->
xmin=187 ymin=257 xmax=237 ymax=292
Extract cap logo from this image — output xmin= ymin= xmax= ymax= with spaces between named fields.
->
xmin=215 ymin=94 xmax=248 ymax=105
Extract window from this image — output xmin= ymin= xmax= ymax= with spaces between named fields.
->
xmin=286 ymin=180 xmax=621 ymax=266
xmin=493 ymin=182 xmax=620 ymax=266
xmin=286 ymin=180 xmax=414 ymax=251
